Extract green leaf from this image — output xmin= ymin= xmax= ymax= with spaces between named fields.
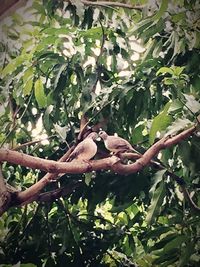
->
xmin=1 ymin=54 xmax=31 ymax=78
xmin=1 ymin=62 xmax=15 ymax=78
xmin=163 ymin=77 xmax=175 ymax=85
xmin=163 ymin=235 xmax=187 ymax=253
xmin=168 ymin=99 xmax=183 ymax=113
xmin=79 ymin=27 xmax=105 ymax=39
xmin=84 ymin=172 xmax=93 ymax=186
xmin=179 ymin=241 xmax=195 ymax=267
xmin=43 ymin=105 xmax=53 ymax=131
xmin=156 ymin=67 xmax=174 ymax=76
xmin=23 ymin=77 xmax=33 ymax=96
xmin=149 ymin=170 xmax=166 ymax=197
xmin=110 ymin=201 xmax=134 ymax=213
xmin=32 ymin=2 xmax=46 ymax=14
xmin=149 ymin=233 xmax=178 ymax=252
xmin=165 ymin=118 xmax=193 ymax=136
xmin=42 ymin=27 xmax=74 ymax=35
xmin=36 ymin=36 xmax=58 ymax=51
xmin=146 ymin=180 xmax=166 ymax=224
xmin=34 ymin=78 xmax=47 ymax=108
xmin=172 ymin=12 xmax=185 ymax=23
xmin=149 ymin=102 xmax=172 ymax=144
xmin=23 ymin=67 xmax=34 ymax=96
xmin=153 ymin=0 xmax=169 ymax=20
xmin=145 ymin=226 xmax=172 ymax=239
xmin=173 ymin=66 xmax=185 ymax=76
xmin=54 ymin=63 xmax=68 ymax=90
xmin=153 ymin=249 xmax=179 ymax=266
xmin=23 ymin=67 xmax=34 ymax=83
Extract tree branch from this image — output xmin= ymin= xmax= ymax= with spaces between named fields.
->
xmin=23 ymin=182 xmax=81 ymax=204
xmin=0 ymin=124 xmax=196 ymax=176
xmin=0 ymin=124 xmax=198 ymax=214
xmin=17 ymin=145 xmax=76 ymax=205
xmin=13 ymin=135 xmax=56 ymax=151
xmin=112 ymin=125 xmax=197 ymax=175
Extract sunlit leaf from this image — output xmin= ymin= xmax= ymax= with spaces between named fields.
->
xmin=84 ymin=172 xmax=93 ymax=186
xmin=42 ymin=27 xmax=75 ymax=35
xmin=23 ymin=77 xmax=33 ymax=96
xmin=34 ymin=78 xmax=47 ymax=108
xmin=149 ymin=169 xmax=166 ymax=197
xmin=173 ymin=66 xmax=185 ymax=76
xmin=153 ymin=0 xmax=169 ymax=20
xmin=168 ymin=99 xmax=183 ymax=113
xmin=149 ymin=102 xmax=172 ymax=144
xmin=183 ymin=94 xmax=200 ymax=114
xmin=1 ymin=54 xmax=31 ymax=78
xmin=156 ymin=67 xmax=174 ymax=76
xmin=165 ymin=118 xmax=194 ymax=136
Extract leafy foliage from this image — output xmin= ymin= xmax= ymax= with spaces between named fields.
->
xmin=0 ymin=0 xmax=200 ymax=266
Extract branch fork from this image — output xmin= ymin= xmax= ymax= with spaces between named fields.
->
xmin=0 ymin=124 xmax=198 ymax=215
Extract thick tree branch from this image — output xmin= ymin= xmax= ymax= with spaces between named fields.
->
xmin=0 ymin=125 xmax=198 ymax=214
xmin=0 ymin=124 xmax=196 ymax=177
xmin=112 ymin=125 xmax=197 ymax=175
xmin=23 ymin=183 xmax=81 ymax=204
xmin=17 ymin=146 xmax=75 ymax=204
xmin=0 ymin=148 xmax=115 ymax=174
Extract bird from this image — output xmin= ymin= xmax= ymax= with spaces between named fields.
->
xmin=99 ymin=130 xmax=139 ymax=155
xmin=67 ymin=132 xmax=98 ymax=162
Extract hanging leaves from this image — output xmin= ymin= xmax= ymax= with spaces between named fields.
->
xmin=149 ymin=102 xmax=172 ymax=144
xmin=34 ymin=78 xmax=47 ymax=108
xmin=146 ymin=180 xmax=166 ymax=224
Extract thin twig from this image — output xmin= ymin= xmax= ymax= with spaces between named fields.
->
xmin=13 ymin=135 xmax=57 ymax=151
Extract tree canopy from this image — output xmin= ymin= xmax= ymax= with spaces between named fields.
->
xmin=0 ymin=0 xmax=200 ymax=266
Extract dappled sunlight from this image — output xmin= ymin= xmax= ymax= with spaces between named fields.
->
xmin=0 ymin=0 xmax=199 ymax=266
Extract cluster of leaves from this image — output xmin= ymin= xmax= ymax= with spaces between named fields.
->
xmin=0 ymin=0 xmax=200 ymax=266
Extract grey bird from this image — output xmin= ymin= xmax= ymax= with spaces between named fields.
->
xmin=67 ymin=132 xmax=98 ymax=162
xmin=99 ymin=131 xmax=139 ymax=155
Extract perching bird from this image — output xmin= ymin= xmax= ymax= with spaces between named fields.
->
xmin=99 ymin=131 xmax=139 ymax=155
xmin=67 ymin=132 xmax=98 ymax=162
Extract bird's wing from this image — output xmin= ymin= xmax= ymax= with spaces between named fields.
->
xmin=108 ymin=136 xmax=132 ymax=150
xmin=67 ymin=139 xmax=97 ymax=161
xmin=67 ymin=142 xmax=86 ymax=161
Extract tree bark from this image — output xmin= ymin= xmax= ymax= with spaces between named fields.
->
xmin=0 ymin=124 xmax=198 ymax=214
xmin=0 ymin=167 xmax=12 ymax=216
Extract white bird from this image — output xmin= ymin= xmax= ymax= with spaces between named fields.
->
xmin=99 ymin=131 xmax=139 ymax=155
xmin=67 ymin=132 xmax=98 ymax=162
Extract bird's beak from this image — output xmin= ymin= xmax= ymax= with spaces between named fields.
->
xmin=96 ymin=136 xmax=101 ymax=141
